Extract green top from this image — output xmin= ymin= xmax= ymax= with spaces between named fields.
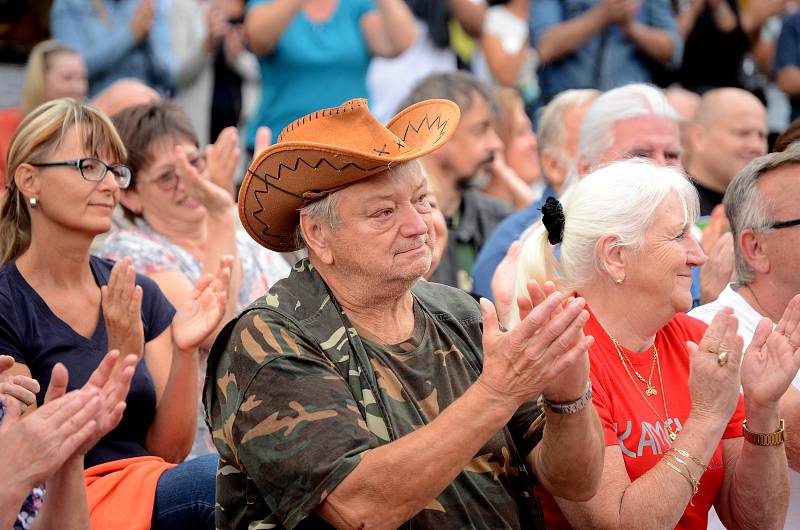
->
xmin=204 ymin=259 xmax=546 ymax=529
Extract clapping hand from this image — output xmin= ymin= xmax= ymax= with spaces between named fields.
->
xmin=686 ymin=307 xmax=743 ymax=426
xmin=48 ymin=351 xmax=137 ymax=455
xmin=741 ymin=295 xmax=800 ymax=409
xmin=479 ymin=283 xmax=592 ymax=405
xmin=172 ymin=255 xmax=232 ymax=352
xmin=102 ymin=257 xmax=145 ymax=360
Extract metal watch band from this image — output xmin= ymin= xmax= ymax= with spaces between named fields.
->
xmin=537 ymin=382 xmax=592 ymax=415
xmin=742 ymin=418 xmax=785 ymax=446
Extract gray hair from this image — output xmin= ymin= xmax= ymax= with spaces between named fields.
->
xmin=294 ymin=191 xmax=343 ymax=249
xmin=578 ymin=84 xmax=678 ymax=170
xmin=399 ymin=71 xmax=496 ymax=117
xmin=511 ymin=159 xmax=699 ymax=325
xmin=724 ymin=144 xmax=800 ymax=284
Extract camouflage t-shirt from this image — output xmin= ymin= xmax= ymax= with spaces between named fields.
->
xmin=205 ymin=261 xmax=545 ymax=530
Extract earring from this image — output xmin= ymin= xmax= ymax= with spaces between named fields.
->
xmin=615 ymin=277 xmax=624 ymax=285
xmin=29 ymin=197 xmax=38 ymax=208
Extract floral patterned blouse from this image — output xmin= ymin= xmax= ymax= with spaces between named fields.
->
xmin=99 ymin=219 xmax=291 ymax=313
xmin=98 ymin=218 xmax=292 ymax=457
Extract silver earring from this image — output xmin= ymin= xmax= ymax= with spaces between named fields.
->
xmin=29 ymin=197 xmax=37 ymax=208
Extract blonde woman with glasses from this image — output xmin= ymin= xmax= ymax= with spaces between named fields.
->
xmin=0 ymin=98 xmax=229 ymax=529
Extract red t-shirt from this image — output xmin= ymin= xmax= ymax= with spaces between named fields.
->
xmin=536 ymin=309 xmax=745 ymax=529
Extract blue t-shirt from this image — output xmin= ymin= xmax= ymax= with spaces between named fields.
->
xmin=245 ymin=0 xmax=375 ymax=148
xmin=0 ymin=256 xmax=175 ymax=468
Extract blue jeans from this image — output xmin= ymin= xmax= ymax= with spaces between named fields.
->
xmin=151 ymin=453 xmax=217 ymax=530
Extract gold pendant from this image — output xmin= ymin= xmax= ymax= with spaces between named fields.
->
xmin=668 ymin=428 xmax=677 ymax=441
xmin=645 ymin=385 xmax=657 ymax=396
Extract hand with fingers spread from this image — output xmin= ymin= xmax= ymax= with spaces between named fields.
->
xmin=741 ymin=294 xmax=800 ymax=409
xmin=0 ymin=384 xmax=100 ymax=492
xmin=686 ymin=307 xmax=744 ymax=425
xmin=102 ymin=257 xmax=145 ymax=360
xmin=175 ymin=142 xmax=238 ymax=216
xmin=478 ymin=287 xmax=593 ymax=406
xmin=0 ymin=354 xmax=40 ymax=413
xmin=172 ymin=255 xmax=232 ymax=351
xmin=68 ymin=350 xmax=138 ymax=454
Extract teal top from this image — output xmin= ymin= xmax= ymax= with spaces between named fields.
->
xmin=245 ymin=0 xmax=376 ymax=149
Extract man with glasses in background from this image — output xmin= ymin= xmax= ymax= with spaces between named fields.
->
xmin=689 ymin=144 xmax=800 ymax=529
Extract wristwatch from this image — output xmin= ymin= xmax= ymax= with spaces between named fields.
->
xmin=742 ymin=418 xmax=785 ymax=446
xmin=537 ymin=382 xmax=592 ymax=415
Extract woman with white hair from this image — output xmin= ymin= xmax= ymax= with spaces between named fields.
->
xmin=511 ymin=159 xmax=799 ymax=529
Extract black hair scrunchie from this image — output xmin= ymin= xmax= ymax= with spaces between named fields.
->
xmin=540 ymin=196 xmax=565 ymax=245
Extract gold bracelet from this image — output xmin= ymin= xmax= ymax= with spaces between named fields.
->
xmin=742 ymin=419 xmax=785 ymax=446
xmin=668 ymin=447 xmax=711 ymax=471
xmin=663 ymin=454 xmax=700 ymax=505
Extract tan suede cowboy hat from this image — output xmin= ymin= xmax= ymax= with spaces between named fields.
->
xmin=239 ymin=97 xmax=460 ymax=252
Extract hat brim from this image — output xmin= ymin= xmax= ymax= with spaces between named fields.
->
xmin=239 ymin=99 xmax=460 ymax=252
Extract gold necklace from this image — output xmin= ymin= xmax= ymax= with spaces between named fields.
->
xmin=600 ymin=323 xmax=678 ymax=442
xmin=618 ymin=341 xmax=658 ymax=396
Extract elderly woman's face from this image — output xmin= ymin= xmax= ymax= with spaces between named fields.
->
xmin=624 ymin=193 xmax=705 ymax=315
xmin=130 ymin=138 xmax=208 ymax=228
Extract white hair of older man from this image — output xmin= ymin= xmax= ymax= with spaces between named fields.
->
xmin=510 ymin=159 xmax=699 ymax=326
xmin=578 ymin=84 xmax=678 ymax=171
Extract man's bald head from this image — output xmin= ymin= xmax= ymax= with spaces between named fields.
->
xmin=689 ymin=88 xmax=767 ymax=192
xmin=91 ymin=79 xmax=160 ymax=118
xmin=693 ymin=88 xmax=763 ymax=126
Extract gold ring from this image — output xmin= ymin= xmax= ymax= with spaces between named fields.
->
xmin=717 ymin=351 xmax=729 ymax=367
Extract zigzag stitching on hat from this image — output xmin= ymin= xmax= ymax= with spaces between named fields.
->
xmin=400 ymin=114 xmax=449 ymax=143
xmin=248 ymin=156 xmax=385 ymax=228
xmin=259 ymin=156 xmax=384 ymax=182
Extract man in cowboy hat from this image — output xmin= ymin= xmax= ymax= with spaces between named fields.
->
xmin=205 ymin=98 xmax=604 ymax=529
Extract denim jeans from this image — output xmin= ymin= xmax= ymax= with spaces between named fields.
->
xmin=151 ymin=453 xmax=217 ymax=530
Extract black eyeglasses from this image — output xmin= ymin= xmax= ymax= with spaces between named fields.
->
xmin=31 ymin=158 xmax=132 ymax=189
xmin=763 ymin=218 xmax=800 ymax=231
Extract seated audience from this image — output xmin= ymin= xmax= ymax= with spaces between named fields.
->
xmin=205 ymin=97 xmax=605 ymax=528
xmin=1 ymin=351 xmax=136 ymax=530
xmin=243 ymin=0 xmax=415 ymax=151
xmin=531 ymin=0 xmax=682 ymax=103
xmin=481 ymin=86 xmax=541 ymax=211
xmin=690 ymin=145 xmax=800 ymax=528
xmin=513 ymin=159 xmax=796 ymax=529
xmin=0 ymin=98 xmax=228 ymax=529
xmin=0 ymin=39 xmax=87 ymax=188
xmin=99 ymin=100 xmax=290 ymax=455
xmin=401 ymin=71 xmax=513 ymax=291
xmin=50 ymin=0 xmax=176 ymax=96
xmin=471 ymin=88 xmax=598 ymax=300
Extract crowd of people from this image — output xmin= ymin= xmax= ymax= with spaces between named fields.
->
xmin=3 ymin=0 xmax=800 ymax=529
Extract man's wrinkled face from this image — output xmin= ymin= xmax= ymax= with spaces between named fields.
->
xmin=753 ymin=164 xmax=800 ymax=301
xmin=438 ymin=92 xmax=503 ymax=185
xmin=324 ymin=162 xmax=436 ymax=286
